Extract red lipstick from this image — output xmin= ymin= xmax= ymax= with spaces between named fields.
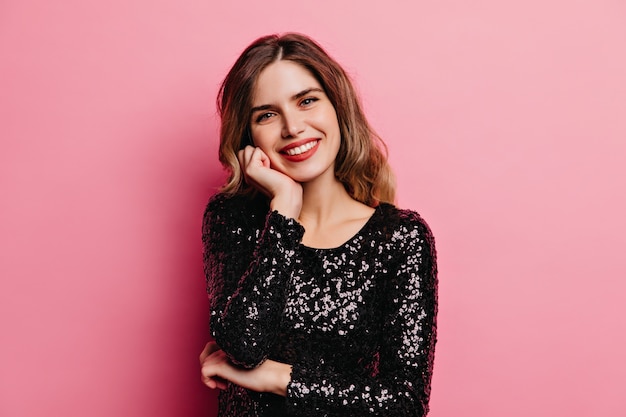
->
xmin=279 ymin=138 xmax=320 ymax=162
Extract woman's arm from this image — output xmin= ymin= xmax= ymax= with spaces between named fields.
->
xmin=199 ymin=341 xmax=292 ymax=396
xmin=202 ymin=194 xmax=304 ymax=368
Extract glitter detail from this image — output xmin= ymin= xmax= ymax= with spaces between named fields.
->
xmin=203 ymin=193 xmax=438 ymax=416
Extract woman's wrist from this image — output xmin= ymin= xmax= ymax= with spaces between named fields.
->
xmin=266 ymin=360 xmax=292 ymax=397
xmin=270 ymin=187 xmax=302 ymax=220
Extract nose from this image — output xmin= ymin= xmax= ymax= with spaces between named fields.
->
xmin=281 ymin=111 xmax=305 ymax=139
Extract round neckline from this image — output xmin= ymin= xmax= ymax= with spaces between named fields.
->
xmin=300 ymin=204 xmax=384 ymax=252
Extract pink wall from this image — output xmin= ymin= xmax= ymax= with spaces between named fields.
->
xmin=1 ymin=1 xmax=625 ymax=416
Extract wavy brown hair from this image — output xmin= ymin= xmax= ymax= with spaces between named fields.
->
xmin=216 ymin=33 xmax=395 ymax=206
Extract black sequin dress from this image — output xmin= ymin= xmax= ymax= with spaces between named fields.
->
xmin=202 ymin=193 xmax=438 ymax=417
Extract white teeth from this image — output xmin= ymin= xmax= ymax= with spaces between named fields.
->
xmin=286 ymin=141 xmax=317 ymax=156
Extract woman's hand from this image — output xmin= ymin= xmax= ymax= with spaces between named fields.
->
xmin=199 ymin=341 xmax=229 ymax=390
xmin=237 ymin=146 xmax=302 ymax=219
xmin=199 ymin=341 xmax=292 ymax=396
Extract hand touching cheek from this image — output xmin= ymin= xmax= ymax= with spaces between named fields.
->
xmin=237 ymin=145 xmax=303 ymax=219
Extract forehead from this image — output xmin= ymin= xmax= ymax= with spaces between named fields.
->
xmin=252 ymin=60 xmax=322 ymax=104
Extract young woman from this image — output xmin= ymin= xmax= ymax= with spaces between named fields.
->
xmin=199 ymin=33 xmax=438 ymax=417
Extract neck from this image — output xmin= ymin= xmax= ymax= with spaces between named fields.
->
xmin=299 ymin=177 xmax=353 ymax=227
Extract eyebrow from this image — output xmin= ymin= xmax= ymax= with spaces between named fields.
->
xmin=250 ymin=87 xmax=324 ymax=114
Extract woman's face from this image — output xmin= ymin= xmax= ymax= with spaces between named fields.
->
xmin=249 ymin=60 xmax=341 ymax=184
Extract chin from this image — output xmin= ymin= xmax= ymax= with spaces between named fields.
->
xmin=271 ymin=158 xmax=335 ymax=184
xmin=289 ymin=169 xmax=334 ymax=184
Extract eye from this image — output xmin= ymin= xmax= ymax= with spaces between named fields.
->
xmin=300 ymin=97 xmax=319 ymax=107
xmin=255 ymin=112 xmax=275 ymax=123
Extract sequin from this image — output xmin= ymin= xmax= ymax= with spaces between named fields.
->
xmin=203 ymin=193 xmax=438 ymax=417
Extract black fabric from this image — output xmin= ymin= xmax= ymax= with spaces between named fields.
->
xmin=202 ymin=193 xmax=438 ymax=417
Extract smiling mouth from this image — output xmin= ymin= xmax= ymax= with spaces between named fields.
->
xmin=283 ymin=140 xmax=319 ymax=156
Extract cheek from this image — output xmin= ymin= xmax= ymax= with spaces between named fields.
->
xmin=319 ymin=107 xmax=340 ymax=134
xmin=250 ymin=129 xmax=284 ymax=166
xmin=250 ymin=128 xmax=270 ymax=149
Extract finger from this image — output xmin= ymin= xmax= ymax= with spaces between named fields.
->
xmin=201 ymin=350 xmax=231 ymax=389
xmin=199 ymin=343 xmax=210 ymax=363
xmin=239 ymin=150 xmax=272 ymax=195
xmin=252 ymin=147 xmax=271 ymax=168
xmin=238 ymin=147 xmax=256 ymax=187
xmin=214 ymin=377 xmax=229 ymax=390
xmin=204 ymin=378 xmax=228 ymax=390
xmin=239 ymin=146 xmax=257 ymax=182
xmin=199 ymin=341 xmax=219 ymax=364
xmin=200 ymin=349 xmax=228 ymax=377
xmin=203 ymin=375 xmax=229 ymax=390
xmin=242 ymin=145 xmax=257 ymax=168
xmin=237 ymin=147 xmax=249 ymax=170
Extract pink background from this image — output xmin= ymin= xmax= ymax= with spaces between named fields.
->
xmin=1 ymin=1 xmax=625 ymax=416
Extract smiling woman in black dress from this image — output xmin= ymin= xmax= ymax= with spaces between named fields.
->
xmin=199 ymin=33 xmax=438 ymax=417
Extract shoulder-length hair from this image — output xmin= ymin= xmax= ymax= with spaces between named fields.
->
xmin=216 ymin=33 xmax=395 ymax=206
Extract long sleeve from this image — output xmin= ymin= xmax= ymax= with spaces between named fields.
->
xmin=285 ymin=211 xmax=438 ymax=416
xmin=202 ymin=194 xmax=304 ymax=368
